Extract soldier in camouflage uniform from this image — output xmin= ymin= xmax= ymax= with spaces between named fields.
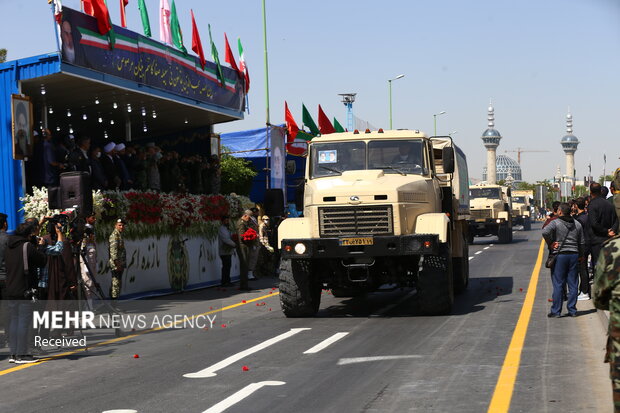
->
xmin=593 ymin=234 xmax=620 ymax=412
xmin=108 ymin=219 xmax=126 ymax=300
xmin=613 ymin=167 xmax=620 ymax=221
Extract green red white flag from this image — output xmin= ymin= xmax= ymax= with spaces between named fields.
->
xmin=238 ymin=38 xmax=250 ymax=93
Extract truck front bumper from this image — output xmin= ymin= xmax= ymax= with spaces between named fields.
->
xmin=280 ymin=234 xmax=441 ymax=260
xmin=468 ymin=218 xmax=507 ymax=236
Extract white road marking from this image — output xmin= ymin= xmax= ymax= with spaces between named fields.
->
xmin=303 ymin=332 xmax=349 ymax=354
xmin=102 ymin=411 xmax=138 ymax=413
xmin=490 ymin=244 xmax=494 ymax=246
xmin=337 ymin=355 xmax=422 ymax=365
xmin=475 ymin=251 xmax=483 ymax=255
xmin=468 ymin=257 xmax=474 ymax=261
xmin=183 ymin=328 xmax=311 ymax=378
xmin=370 ymin=289 xmax=417 ymax=317
xmin=483 ymin=246 xmax=490 ymax=250
xmin=203 ymin=381 xmax=286 ymax=413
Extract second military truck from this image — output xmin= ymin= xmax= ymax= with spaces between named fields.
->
xmin=277 ymin=129 xmax=470 ymax=317
xmin=468 ymin=183 xmax=513 ymax=244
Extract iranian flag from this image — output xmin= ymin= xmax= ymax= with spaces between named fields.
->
xmin=238 ymin=38 xmax=250 ymax=93
xmin=51 ymin=0 xmax=63 ymax=24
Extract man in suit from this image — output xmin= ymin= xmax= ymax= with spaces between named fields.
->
xmin=589 ymin=183 xmax=619 ymax=268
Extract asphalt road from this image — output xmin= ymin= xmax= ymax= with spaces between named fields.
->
xmin=0 ymin=222 xmax=612 ymax=413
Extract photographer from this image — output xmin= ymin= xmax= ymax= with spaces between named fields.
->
xmin=39 ymin=219 xmax=67 ymax=302
xmin=5 ymin=220 xmax=47 ymax=364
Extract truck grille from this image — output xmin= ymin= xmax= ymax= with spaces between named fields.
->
xmin=319 ymin=205 xmax=393 ymax=237
xmin=470 ymin=209 xmax=492 ymax=220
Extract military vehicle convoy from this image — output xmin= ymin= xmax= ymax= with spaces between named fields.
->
xmin=468 ymin=183 xmax=513 ymax=244
xmin=511 ymin=190 xmax=533 ymax=230
xmin=277 ymin=129 xmax=470 ymax=317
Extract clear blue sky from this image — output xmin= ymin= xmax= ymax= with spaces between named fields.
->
xmin=2 ymin=0 xmax=619 ymax=182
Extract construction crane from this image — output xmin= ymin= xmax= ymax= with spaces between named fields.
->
xmin=505 ymin=148 xmax=550 ymax=164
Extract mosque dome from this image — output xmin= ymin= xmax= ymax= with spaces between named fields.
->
xmin=482 ymin=155 xmax=522 ymax=182
xmin=482 ymin=128 xmax=502 ymax=138
xmin=561 ymin=134 xmax=579 ymax=143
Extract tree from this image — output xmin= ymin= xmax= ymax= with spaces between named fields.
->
xmin=599 ymin=175 xmax=614 ymax=184
xmin=0 ymin=49 xmax=7 ymax=63
xmin=219 ymin=151 xmax=257 ymax=196
xmin=574 ymin=185 xmax=588 ymax=197
xmin=515 ymin=181 xmax=536 ymax=191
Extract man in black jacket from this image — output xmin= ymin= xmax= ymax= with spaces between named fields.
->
xmin=5 ymin=221 xmax=47 ymax=364
xmin=574 ymin=197 xmax=591 ymax=299
xmin=588 ymin=183 xmax=619 ymax=268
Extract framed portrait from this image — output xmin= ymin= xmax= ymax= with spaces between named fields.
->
xmin=11 ymin=94 xmax=33 ymax=160
xmin=210 ymin=136 xmax=220 ymax=157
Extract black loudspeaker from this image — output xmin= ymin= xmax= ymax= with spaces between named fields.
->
xmin=59 ymin=172 xmax=93 ymax=216
xmin=48 ymin=186 xmax=61 ymax=210
xmin=264 ymin=188 xmax=285 ymax=218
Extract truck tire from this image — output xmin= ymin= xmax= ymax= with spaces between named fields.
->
xmin=417 ymin=246 xmax=454 ymax=315
xmin=498 ymin=223 xmax=511 ymax=244
xmin=453 ymin=235 xmax=469 ymax=294
xmin=523 ymin=217 xmax=532 ymax=231
xmin=279 ymin=258 xmax=321 ymax=317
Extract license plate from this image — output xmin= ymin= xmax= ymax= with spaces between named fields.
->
xmin=339 ymin=237 xmax=373 ymax=246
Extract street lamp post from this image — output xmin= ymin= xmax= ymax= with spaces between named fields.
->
xmin=388 ymin=74 xmax=404 ymax=129
xmin=433 ymin=111 xmax=446 ymax=136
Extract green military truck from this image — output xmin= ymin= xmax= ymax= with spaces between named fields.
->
xmin=468 ymin=183 xmax=513 ymax=244
xmin=277 ymin=130 xmax=470 ymax=317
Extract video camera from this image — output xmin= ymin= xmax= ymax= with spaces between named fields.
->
xmin=48 ymin=207 xmax=85 ymax=245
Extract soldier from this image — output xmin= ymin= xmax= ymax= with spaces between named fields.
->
xmin=108 ymin=219 xmax=126 ymax=301
xmin=613 ymin=167 xmax=620 ymax=221
xmin=593 ymin=233 xmax=620 ymax=412
xmin=237 ymin=210 xmax=258 ymax=290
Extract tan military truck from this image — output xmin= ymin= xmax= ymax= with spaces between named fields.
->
xmin=511 ymin=190 xmax=533 ymax=230
xmin=468 ymin=183 xmax=513 ymax=244
xmin=277 ymin=130 xmax=470 ymax=317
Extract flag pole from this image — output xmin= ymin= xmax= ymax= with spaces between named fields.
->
xmin=262 ymin=0 xmax=270 ymax=125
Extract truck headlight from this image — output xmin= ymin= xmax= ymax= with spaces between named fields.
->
xmin=496 ymin=219 xmax=502 ymax=223
xmin=294 ymin=243 xmax=307 ymax=255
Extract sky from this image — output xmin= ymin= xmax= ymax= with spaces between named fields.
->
xmin=1 ymin=0 xmax=619 ymax=183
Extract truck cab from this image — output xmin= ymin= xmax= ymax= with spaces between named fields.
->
xmin=468 ymin=183 xmax=513 ymax=244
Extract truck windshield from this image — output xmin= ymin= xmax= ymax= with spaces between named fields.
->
xmin=512 ymin=196 xmax=526 ymax=203
xmin=310 ymin=139 xmax=427 ymax=178
xmin=368 ymin=140 xmax=425 ymax=174
xmin=470 ymin=188 xmax=501 ymax=199
xmin=310 ymin=141 xmax=366 ymax=178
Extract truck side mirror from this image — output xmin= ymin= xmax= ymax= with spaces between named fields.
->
xmin=442 ymin=147 xmax=455 ymax=174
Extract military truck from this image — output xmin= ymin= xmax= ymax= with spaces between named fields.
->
xmin=511 ymin=190 xmax=533 ymax=230
xmin=468 ymin=183 xmax=513 ymax=244
xmin=277 ymin=129 xmax=470 ymax=317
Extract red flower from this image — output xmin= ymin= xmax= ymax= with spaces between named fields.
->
xmin=242 ymin=228 xmax=257 ymax=242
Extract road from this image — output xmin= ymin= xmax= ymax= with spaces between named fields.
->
xmin=0 ymin=222 xmax=612 ymax=413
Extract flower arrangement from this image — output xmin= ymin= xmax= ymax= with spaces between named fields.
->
xmin=21 ymin=187 xmax=251 ymax=241
xmin=241 ymin=228 xmax=258 ymax=242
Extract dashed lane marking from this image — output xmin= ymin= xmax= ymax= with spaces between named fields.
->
xmin=484 ymin=246 xmax=490 ymax=250
xmin=303 ymin=332 xmax=349 ymax=354
xmin=0 ymin=291 xmax=281 ymax=376
xmin=184 ymin=328 xmax=311 ymax=378
xmin=203 ymin=381 xmax=286 ymax=413
xmin=475 ymin=251 xmax=483 ymax=255
xmin=487 ymin=239 xmax=545 ymax=413
xmin=468 ymin=257 xmax=474 ymax=261
xmin=337 ymin=355 xmax=422 ymax=365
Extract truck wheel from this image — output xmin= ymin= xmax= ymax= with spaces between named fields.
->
xmin=523 ymin=217 xmax=532 ymax=231
xmin=453 ymin=236 xmax=469 ymax=294
xmin=498 ymin=223 xmax=511 ymax=244
xmin=417 ymin=246 xmax=454 ymax=315
xmin=467 ymin=229 xmax=475 ymax=245
xmin=279 ymin=259 xmax=321 ymax=317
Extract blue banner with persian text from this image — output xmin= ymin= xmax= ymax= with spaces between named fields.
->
xmin=59 ymin=7 xmax=245 ymax=112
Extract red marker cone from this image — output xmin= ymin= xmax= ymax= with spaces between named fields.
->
xmin=221 ymin=324 xmax=227 ymax=328
xmin=133 ymin=354 xmax=139 ymax=358
xmin=242 ymin=365 xmax=249 ymax=371
xmin=242 ymin=300 xmax=246 ymax=303
xmin=548 ymin=298 xmax=553 ymax=302
xmin=519 ymin=288 xmax=523 ymax=292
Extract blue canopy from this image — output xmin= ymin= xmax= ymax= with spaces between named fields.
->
xmin=221 ymin=125 xmax=284 ymax=158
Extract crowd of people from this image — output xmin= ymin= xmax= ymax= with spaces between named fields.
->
xmin=0 ymin=210 xmax=128 ymax=364
xmin=28 ymin=129 xmax=221 ymax=194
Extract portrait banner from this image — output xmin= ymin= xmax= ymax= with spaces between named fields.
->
xmin=11 ymin=94 xmax=33 ymax=161
xmin=58 ymin=7 xmax=245 ymax=112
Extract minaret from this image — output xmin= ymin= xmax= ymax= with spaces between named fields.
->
xmin=481 ymin=101 xmax=502 ymax=184
xmin=560 ymin=109 xmax=579 ymax=180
